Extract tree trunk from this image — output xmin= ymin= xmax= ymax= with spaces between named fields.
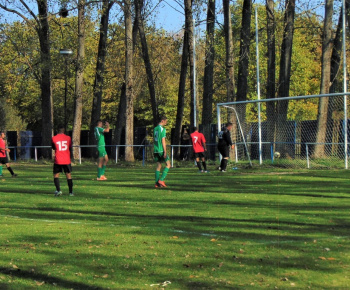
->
xmin=89 ymin=0 xmax=113 ymax=152
xmin=72 ymin=0 xmax=86 ymax=160
xmin=114 ymin=5 xmax=138 ymax=153
xmin=202 ymin=0 xmax=215 ymax=141
xmin=326 ymin=9 xmax=343 ymax=156
xmin=173 ymin=0 xmax=190 ymax=158
xmin=223 ymin=0 xmax=237 ymax=153
xmin=276 ymin=0 xmax=295 ymax=155
xmin=37 ymin=0 xmax=53 ymax=158
xmin=114 ymin=83 xmax=127 ymax=149
xmin=124 ymin=0 xmax=134 ymax=162
xmin=223 ymin=0 xmax=235 ymax=103
xmin=266 ymin=0 xmax=276 ymax=152
xmin=347 ymin=0 xmax=350 ymax=35
xmin=186 ymin=0 xmax=196 ymax=129
xmin=236 ymin=0 xmax=252 ymax=127
xmin=135 ymin=0 xmax=158 ymax=127
xmin=314 ymin=0 xmax=334 ymax=158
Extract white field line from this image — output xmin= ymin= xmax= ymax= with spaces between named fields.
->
xmin=1 ymin=214 xmax=349 ymax=246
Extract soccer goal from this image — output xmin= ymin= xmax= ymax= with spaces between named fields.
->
xmin=217 ymin=93 xmax=350 ymax=169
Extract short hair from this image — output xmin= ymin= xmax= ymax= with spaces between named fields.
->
xmin=192 ymin=127 xmax=198 ymax=132
xmin=158 ymin=115 xmax=167 ymax=123
xmin=96 ymin=120 xmax=102 ymax=125
xmin=56 ymin=125 xmax=65 ymax=133
xmin=226 ymin=122 xmax=233 ymax=127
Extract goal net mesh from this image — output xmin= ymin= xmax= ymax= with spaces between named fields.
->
xmin=217 ymin=94 xmax=349 ymax=168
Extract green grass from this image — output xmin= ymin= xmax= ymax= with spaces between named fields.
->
xmin=0 ymin=162 xmax=349 ymax=289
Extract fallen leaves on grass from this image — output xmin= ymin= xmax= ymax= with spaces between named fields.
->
xmin=35 ymin=281 xmax=45 ymax=286
xmin=318 ymin=257 xmax=336 ymax=261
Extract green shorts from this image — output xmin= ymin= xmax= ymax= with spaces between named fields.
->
xmin=97 ymin=146 xmax=107 ymax=158
xmin=154 ymin=153 xmax=170 ymax=163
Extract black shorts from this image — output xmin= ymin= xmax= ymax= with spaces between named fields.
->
xmin=0 ymin=157 xmax=9 ymax=164
xmin=154 ymin=153 xmax=170 ymax=163
xmin=53 ymin=164 xmax=72 ymax=174
xmin=194 ymin=152 xmax=205 ymax=159
xmin=218 ymin=145 xmax=229 ymax=158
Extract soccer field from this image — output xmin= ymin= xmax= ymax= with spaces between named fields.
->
xmin=0 ymin=163 xmax=349 ymax=289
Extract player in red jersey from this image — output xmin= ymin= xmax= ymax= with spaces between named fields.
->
xmin=0 ymin=131 xmax=17 ymax=177
xmin=52 ymin=126 xmax=73 ymax=196
xmin=190 ymin=127 xmax=208 ymax=173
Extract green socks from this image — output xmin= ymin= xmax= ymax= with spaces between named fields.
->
xmin=98 ymin=166 xmax=106 ymax=178
xmin=160 ymin=167 xmax=169 ymax=181
xmin=156 ymin=168 xmax=169 ymax=182
xmin=0 ymin=165 xmax=2 ymax=176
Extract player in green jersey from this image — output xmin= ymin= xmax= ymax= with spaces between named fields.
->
xmin=95 ymin=120 xmax=110 ymax=180
xmin=154 ymin=115 xmax=170 ymax=188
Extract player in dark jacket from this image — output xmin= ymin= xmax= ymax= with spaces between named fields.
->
xmin=217 ymin=122 xmax=234 ymax=172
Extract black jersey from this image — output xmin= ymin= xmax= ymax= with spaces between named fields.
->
xmin=218 ymin=128 xmax=233 ymax=147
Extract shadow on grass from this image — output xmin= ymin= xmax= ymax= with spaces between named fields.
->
xmin=0 ymin=267 xmax=106 ymax=289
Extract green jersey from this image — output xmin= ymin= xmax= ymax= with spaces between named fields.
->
xmin=94 ymin=126 xmax=105 ymax=147
xmin=154 ymin=124 xmax=166 ymax=153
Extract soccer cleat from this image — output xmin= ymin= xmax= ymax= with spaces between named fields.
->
xmin=220 ymin=169 xmax=226 ymax=172
xmin=204 ymin=170 xmax=208 ymax=173
xmin=217 ymin=166 xmax=221 ymax=171
xmin=69 ymin=193 xmax=74 ymax=196
xmin=55 ymin=191 xmax=62 ymax=196
xmin=97 ymin=176 xmax=106 ymax=181
xmin=12 ymin=174 xmax=18 ymax=178
xmin=158 ymin=180 xmax=167 ymax=187
xmin=155 ymin=182 xmax=160 ymax=188
xmin=101 ymin=175 xmax=107 ymax=180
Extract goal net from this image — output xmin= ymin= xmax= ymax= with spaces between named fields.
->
xmin=217 ymin=93 xmax=349 ymax=169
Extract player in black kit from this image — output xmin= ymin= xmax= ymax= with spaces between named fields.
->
xmin=218 ymin=122 xmax=235 ymax=172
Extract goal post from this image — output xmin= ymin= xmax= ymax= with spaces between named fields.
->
xmin=217 ymin=93 xmax=350 ymax=169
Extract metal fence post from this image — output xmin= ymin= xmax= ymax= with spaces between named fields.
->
xmin=271 ymin=143 xmax=274 ymax=163
xmin=115 ymin=146 xmax=118 ymax=164
xmin=35 ymin=147 xmax=37 ymax=162
xmin=171 ymin=146 xmax=174 ymax=168
xmin=79 ymin=146 xmax=82 ymax=164
xmin=306 ymin=144 xmax=310 ymax=169
xmin=235 ymin=144 xmax=238 ymax=163
xmin=142 ymin=145 xmax=145 ymax=166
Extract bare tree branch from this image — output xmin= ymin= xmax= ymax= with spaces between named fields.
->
xmin=0 ymin=3 xmax=38 ymax=32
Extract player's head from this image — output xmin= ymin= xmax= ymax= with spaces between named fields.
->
xmin=192 ymin=127 xmax=198 ymax=132
xmin=226 ymin=122 xmax=233 ymax=130
xmin=96 ymin=120 xmax=103 ymax=127
xmin=57 ymin=125 xmax=65 ymax=134
xmin=158 ymin=115 xmax=167 ymax=125
xmin=0 ymin=131 xmax=5 ymax=139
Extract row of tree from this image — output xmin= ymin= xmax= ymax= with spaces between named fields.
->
xmin=0 ymin=0 xmax=348 ymax=160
